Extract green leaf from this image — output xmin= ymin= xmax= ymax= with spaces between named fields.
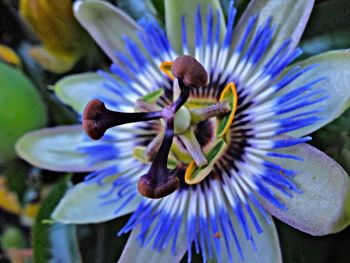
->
xmin=219 ymin=0 xmax=250 ymax=18
xmin=277 ymin=220 xmax=350 ymax=263
xmin=52 ymin=174 xmax=141 ymax=224
xmin=233 ymin=0 xmax=250 ymax=18
xmin=33 ymin=180 xmax=82 ymax=263
xmin=164 ymin=0 xmax=226 ymax=54
xmin=312 ymin=108 xmax=350 ymax=174
xmin=300 ymin=0 xmax=350 ymax=58
xmin=151 ymin=0 xmax=165 ymax=21
xmin=0 ymin=62 xmax=47 ymax=161
xmin=3 ymin=159 xmax=30 ymax=200
xmin=77 ymin=217 xmax=130 ymax=263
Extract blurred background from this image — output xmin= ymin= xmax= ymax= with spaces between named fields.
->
xmin=0 ymin=0 xmax=349 ymax=262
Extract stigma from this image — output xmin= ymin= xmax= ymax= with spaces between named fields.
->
xmin=83 ymin=55 xmax=231 ymax=198
xmin=82 ymin=55 xmax=209 ymax=199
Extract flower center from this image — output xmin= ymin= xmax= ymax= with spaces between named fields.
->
xmin=82 ymin=55 xmax=238 ymax=199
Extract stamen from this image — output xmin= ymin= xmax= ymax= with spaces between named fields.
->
xmin=179 ymin=128 xmax=208 ymax=167
xmin=137 ymin=55 xmax=209 ymax=198
xmin=190 ymin=101 xmax=231 ymax=124
xmin=137 ymin=79 xmax=192 ymax=198
xmin=83 ymin=55 xmax=210 ymax=198
xmin=138 ymin=118 xmax=179 ymax=198
xmin=82 ymin=99 xmax=162 ymax=140
xmin=145 ymin=132 xmax=163 ymax=160
xmin=185 ymin=139 xmax=227 ymax=184
xmin=172 ymin=55 xmax=209 ymax=88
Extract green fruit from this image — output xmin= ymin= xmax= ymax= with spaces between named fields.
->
xmin=0 ymin=62 xmax=47 ymax=161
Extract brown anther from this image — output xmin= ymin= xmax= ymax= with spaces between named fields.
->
xmin=82 ymin=99 xmax=163 ymax=141
xmin=82 ymin=99 xmax=106 ymax=140
xmin=214 ymin=232 xmax=221 ymax=238
xmin=172 ymin=55 xmax=208 ymax=88
xmin=138 ymin=174 xmax=180 ymax=199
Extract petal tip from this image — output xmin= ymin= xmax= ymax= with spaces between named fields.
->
xmin=73 ymin=1 xmax=83 ymax=14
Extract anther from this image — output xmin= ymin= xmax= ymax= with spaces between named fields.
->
xmin=172 ymin=55 xmax=209 ymax=88
xmin=82 ymin=99 xmax=162 ymax=140
xmin=138 ymin=171 xmax=180 ymax=199
xmin=83 ymin=55 xmax=211 ymax=199
xmin=179 ymin=128 xmax=208 ymax=167
xmin=138 ymin=119 xmax=179 ymax=198
xmin=145 ymin=132 xmax=163 ymax=161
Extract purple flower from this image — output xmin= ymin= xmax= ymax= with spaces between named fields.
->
xmin=16 ymin=0 xmax=350 ymax=262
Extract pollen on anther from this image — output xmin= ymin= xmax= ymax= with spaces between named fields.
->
xmin=172 ymin=55 xmax=209 ymax=88
xmin=82 ymin=98 xmax=105 ymax=140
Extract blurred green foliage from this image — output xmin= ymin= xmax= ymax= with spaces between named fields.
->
xmin=312 ymin=109 xmax=350 ymax=174
xmin=0 ymin=62 xmax=47 ymax=162
xmin=300 ymin=0 xmax=350 ymax=59
xmin=32 ymin=179 xmax=82 ymax=263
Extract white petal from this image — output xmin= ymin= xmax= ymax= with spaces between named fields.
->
xmin=74 ymin=0 xmax=142 ymax=63
xmin=164 ymin=0 xmax=225 ymax=54
xmin=54 ymin=73 xmax=133 ymax=114
xmin=118 ymin=217 xmax=187 ymax=262
xmin=261 ymin=142 xmax=350 ymax=236
xmin=16 ymin=125 xmax=113 ymax=172
xmin=280 ymin=50 xmax=350 ymax=137
xmin=232 ymin=0 xmax=314 ymax=64
xmin=52 ymin=176 xmax=141 ymax=224
xmin=219 ymin=207 xmax=282 ymax=263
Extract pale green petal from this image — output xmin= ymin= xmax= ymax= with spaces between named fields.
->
xmin=16 ymin=125 xmax=112 ymax=172
xmin=73 ymin=0 xmax=142 ymax=63
xmin=261 ymin=142 xmax=350 ymax=236
xmin=211 ymin=206 xmax=281 ymax=263
xmin=54 ymin=73 xmax=125 ymax=114
xmin=118 ymin=223 xmax=187 ymax=263
xmin=281 ymin=50 xmax=350 ymax=137
xmin=232 ymin=0 xmax=314 ymax=64
xmin=52 ymin=176 xmax=141 ymax=224
xmin=164 ymin=0 xmax=225 ymax=54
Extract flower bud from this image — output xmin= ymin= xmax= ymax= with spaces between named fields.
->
xmin=19 ymin=0 xmax=93 ymax=73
